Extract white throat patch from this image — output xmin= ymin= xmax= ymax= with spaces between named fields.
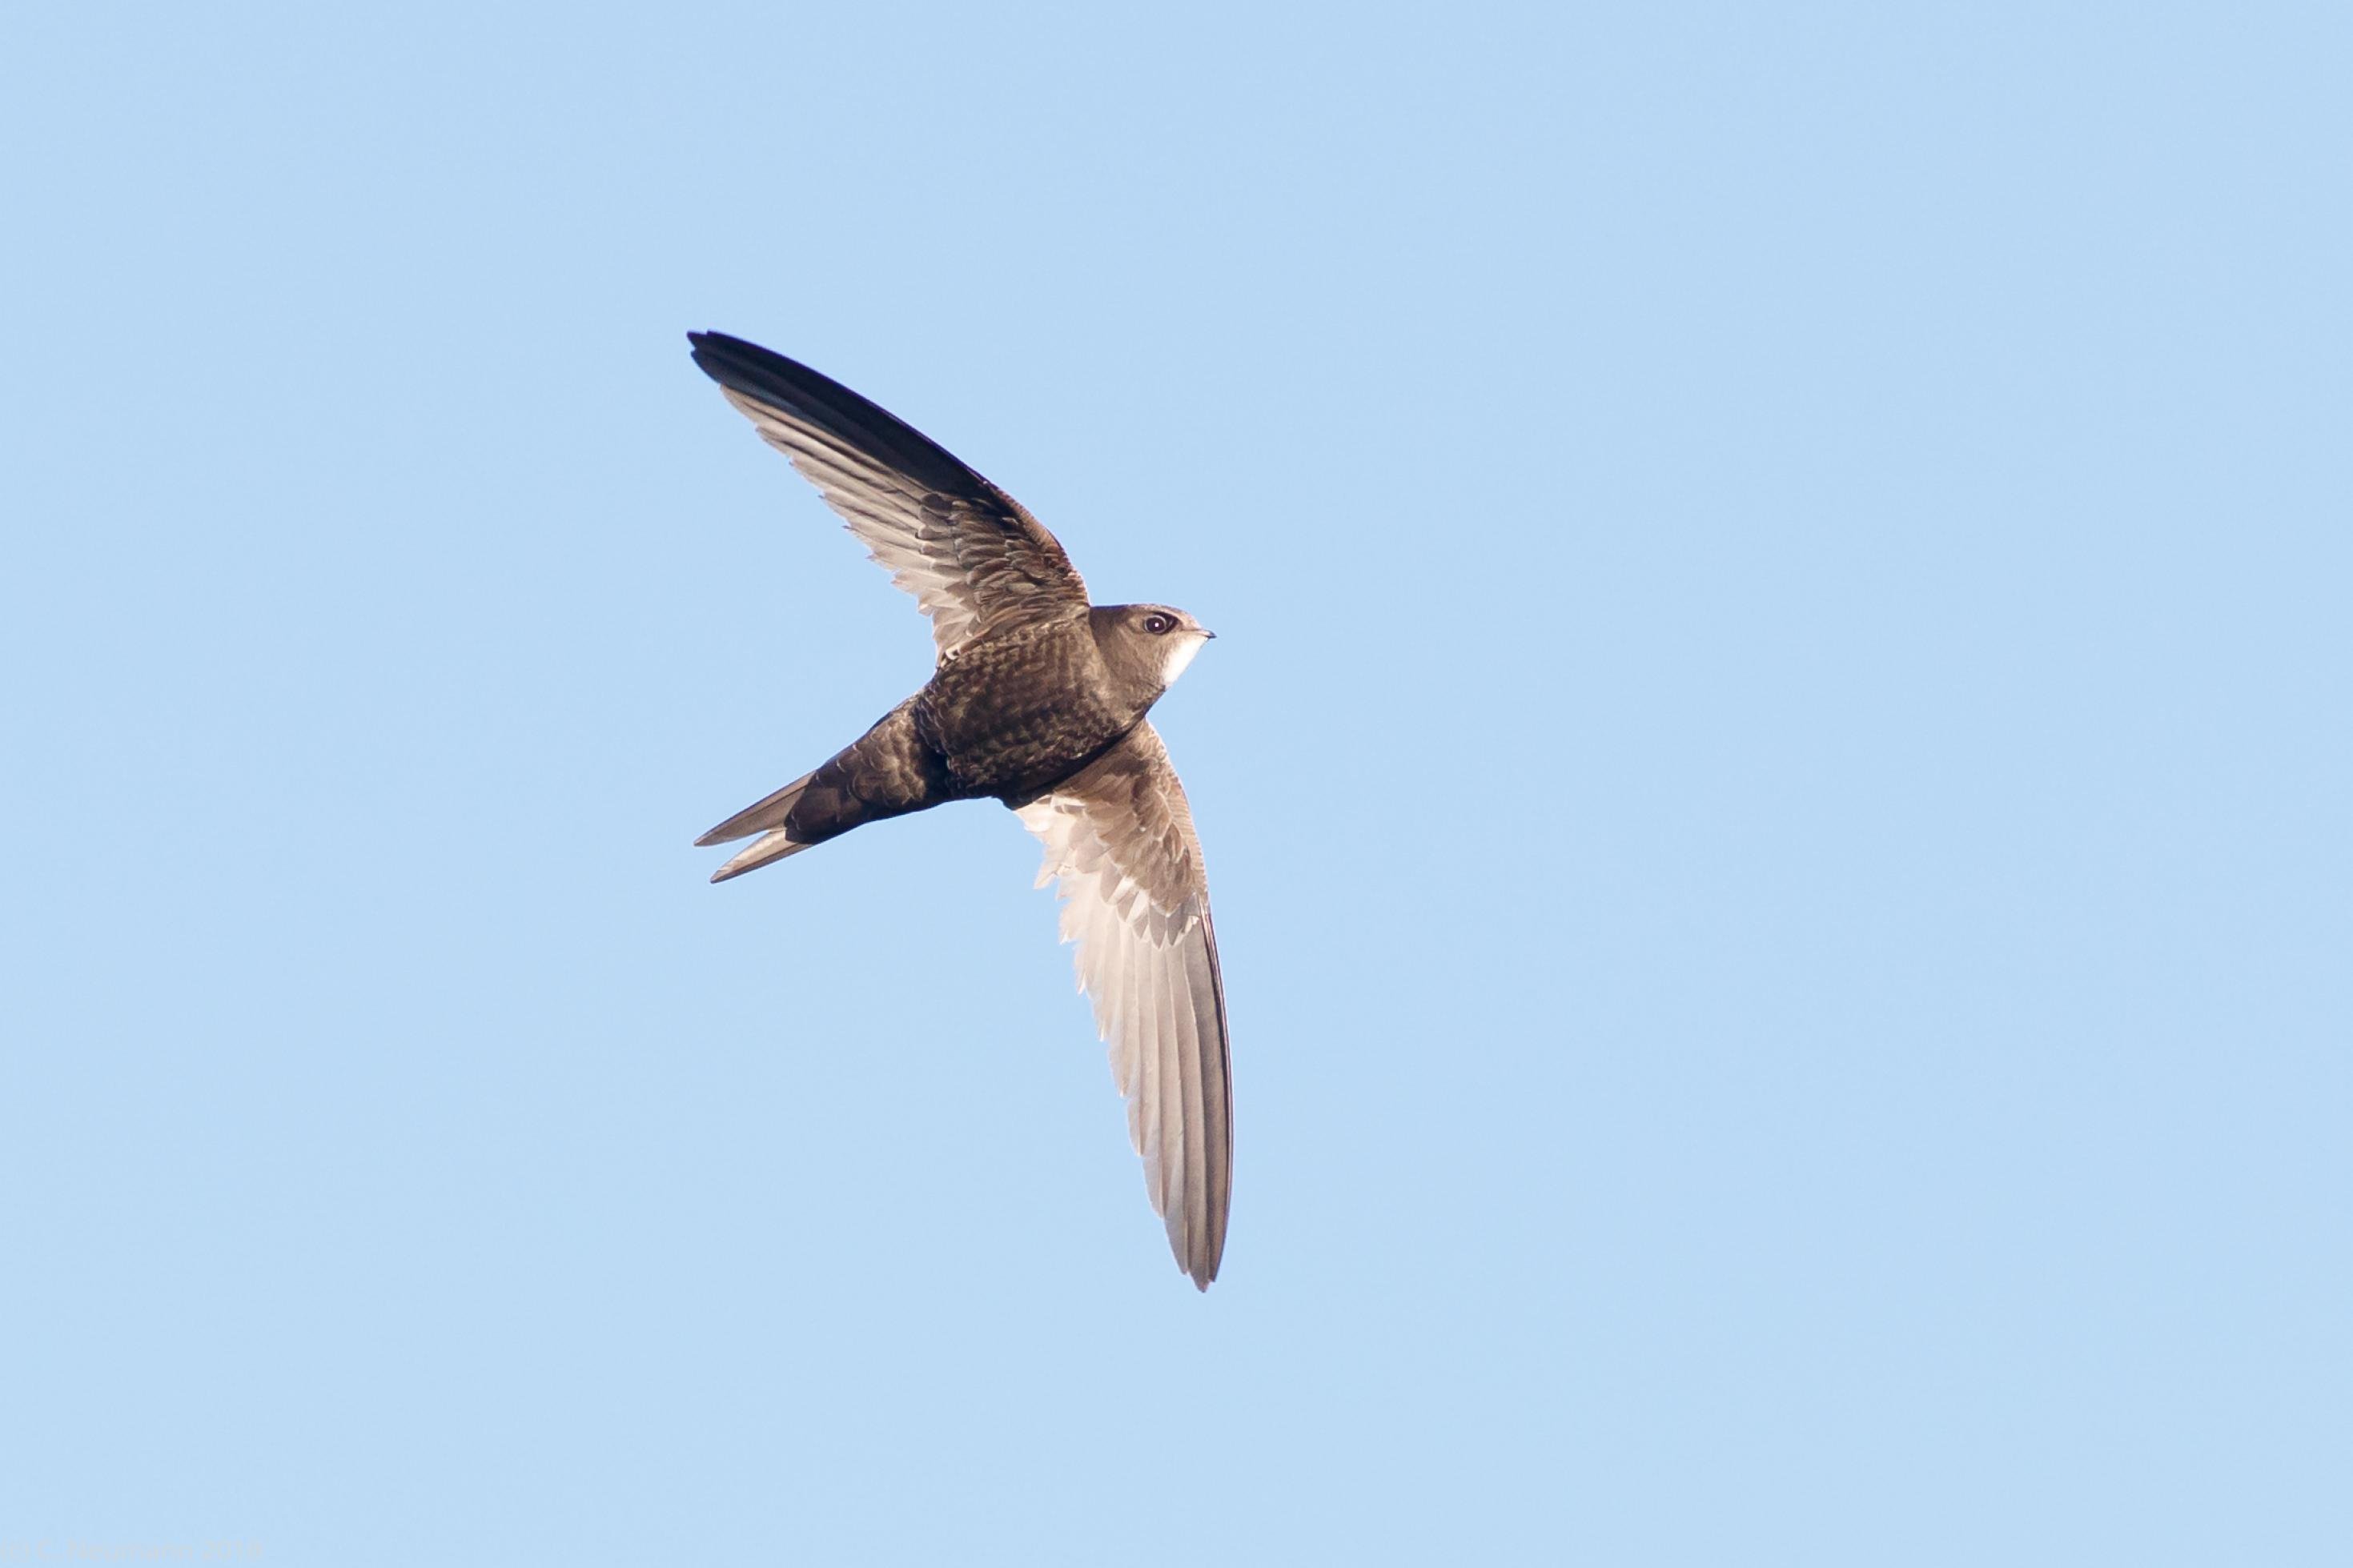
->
xmin=1158 ymin=632 xmax=1208 ymax=688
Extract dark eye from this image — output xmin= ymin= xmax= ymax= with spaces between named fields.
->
xmin=1142 ymin=614 xmax=1175 ymax=635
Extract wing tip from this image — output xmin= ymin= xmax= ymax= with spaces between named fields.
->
xmin=1183 ymin=1229 xmax=1222 ymax=1290
xmin=683 ymin=328 xmax=995 ymax=502
xmin=688 ymin=331 xmax=782 ymax=402
xmin=685 ymin=329 xmax=801 ymax=397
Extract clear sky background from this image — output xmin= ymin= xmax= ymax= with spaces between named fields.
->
xmin=3 ymin=3 xmax=2347 ymax=1564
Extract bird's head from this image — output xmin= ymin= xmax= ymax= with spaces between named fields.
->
xmin=1093 ymin=604 xmax=1217 ymax=702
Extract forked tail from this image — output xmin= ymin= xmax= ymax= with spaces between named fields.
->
xmin=695 ymin=697 xmax=958 ymax=884
xmin=696 ymin=773 xmax=819 ymax=882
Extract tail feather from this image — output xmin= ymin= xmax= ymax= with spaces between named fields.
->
xmin=710 ymin=830 xmax=814 ymax=883
xmin=695 ymin=772 xmax=813 ymax=847
xmin=697 ymin=697 xmax=955 ymax=884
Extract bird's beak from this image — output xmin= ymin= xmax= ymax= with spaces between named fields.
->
xmin=1199 ymin=628 xmax=1217 ymax=640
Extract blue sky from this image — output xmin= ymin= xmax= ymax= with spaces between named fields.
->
xmin=3 ymin=2 xmax=2347 ymax=1563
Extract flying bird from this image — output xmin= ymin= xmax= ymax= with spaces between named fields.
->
xmin=685 ymin=331 xmax=1232 ymax=1289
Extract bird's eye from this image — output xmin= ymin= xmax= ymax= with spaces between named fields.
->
xmin=1143 ymin=614 xmax=1175 ymax=635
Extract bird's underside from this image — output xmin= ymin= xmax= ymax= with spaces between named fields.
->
xmin=687 ymin=331 xmax=1232 ymax=1289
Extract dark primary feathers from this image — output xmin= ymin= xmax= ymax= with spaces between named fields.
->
xmin=689 ymin=331 xmax=1231 ymax=1289
xmin=687 ymin=332 xmax=1089 ymax=660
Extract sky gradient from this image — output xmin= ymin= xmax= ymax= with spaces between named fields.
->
xmin=4 ymin=2 xmax=2348 ymax=1563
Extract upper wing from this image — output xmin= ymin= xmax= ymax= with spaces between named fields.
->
xmin=689 ymin=332 xmax=1090 ymax=660
xmin=1015 ymin=723 xmax=1232 ymax=1289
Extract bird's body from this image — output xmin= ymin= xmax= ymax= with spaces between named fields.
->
xmin=926 ymin=613 xmax=1135 ymax=800
xmin=685 ymin=331 xmax=1233 ymax=1289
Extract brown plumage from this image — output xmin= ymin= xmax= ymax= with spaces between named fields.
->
xmin=687 ymin=332 xmax=1233 ymax=1289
